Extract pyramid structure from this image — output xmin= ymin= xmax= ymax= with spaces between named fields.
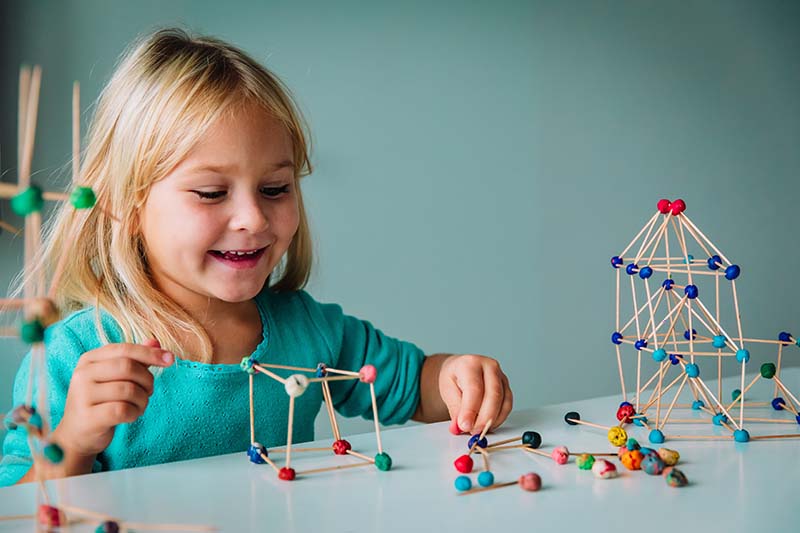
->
xmin=604 ymin=198 xmax=800 ymax=444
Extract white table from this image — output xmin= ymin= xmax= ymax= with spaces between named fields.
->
xmin=2 ymin=369 xmax=799 ymax=532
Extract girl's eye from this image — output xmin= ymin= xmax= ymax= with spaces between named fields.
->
xmin=192 ymin=190 xmax=226 ymax=200
xmin=261 ymin=185 xmax=290 ymax=197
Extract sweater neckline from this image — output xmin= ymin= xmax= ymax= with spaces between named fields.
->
xmin=173 ymin=293 xmax=270 ymax=374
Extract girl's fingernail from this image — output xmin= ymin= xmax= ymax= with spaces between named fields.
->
xmin=162 ymin=352 xmax=174 ymax=364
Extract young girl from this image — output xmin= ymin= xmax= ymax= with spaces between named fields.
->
xmin=1 ymin=28 xmax=512 ymax=486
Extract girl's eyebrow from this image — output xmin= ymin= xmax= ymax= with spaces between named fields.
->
xmin=187 ymin=160 xmax=295 ymax=174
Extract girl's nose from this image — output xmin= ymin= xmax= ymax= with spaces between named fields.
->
xmin=229 ymin=195 xmax=269 ymax=233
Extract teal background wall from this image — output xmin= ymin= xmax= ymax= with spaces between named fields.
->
xmin=1 ymin=1 xmax=799 ymax=446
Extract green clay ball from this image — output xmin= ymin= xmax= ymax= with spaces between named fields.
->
xmin=760 ymin=363 xmax=776 ymax=379
xmin=20 ymin=320 xmax=45 ymax=344
xmin=576 ymin=453 xmax=595 ymax=470
xmin=43 ymin=443 xmax=64 ymax=464
xmin=11 ymin=186 xmax=44 ymax=216
xmin=70 ymin=186 xmax=96 ymax=209
xmin=374 ymin=452 xmax=392 ymax=471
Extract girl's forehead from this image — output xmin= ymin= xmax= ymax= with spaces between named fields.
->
xmin=180 ymin=107 xmax=294 ymax=171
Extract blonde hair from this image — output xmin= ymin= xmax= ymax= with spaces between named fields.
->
xmin=23 ymin=28 xmax=314 ymax=362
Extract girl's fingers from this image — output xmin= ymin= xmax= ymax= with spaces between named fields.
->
xmin=472 ymin=363 xmax=505 ymax=432
xmin=78 ymin=343 xmax=173 ymax=368
xmin=91 ymin=401 xmax=145 ymax=427
xmin=494 ymin=373 xmax=514 ymax=428
xmin=87 ymin=380 xmax=151 ymax=410
xmin=455 ymin=363 xmax=485 ymax=433
xmin=84 ymin=358 xmax=155 ymax=395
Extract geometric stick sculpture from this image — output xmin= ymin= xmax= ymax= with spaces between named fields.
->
xmin=1 ymin=67 xmax=213 ymax=532
xmin=240 ymin=357 xmax=392 ymax=480
xmin=599 ymin=198 xmax=800 ymax=445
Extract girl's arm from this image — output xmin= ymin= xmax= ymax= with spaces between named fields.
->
xmin=412 ymin=353 xmax=513 ymax=434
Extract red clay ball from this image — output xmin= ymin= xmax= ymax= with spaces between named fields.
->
xmin=657 ymin=199 xmax=671 ymax=214
xmin=670 ymin=199 xmax=686 ymax=215
xmin=454 ymin=454 xmax=474 ymax=473
xmin=616 ymin=404 xmax=636 ymax=423
xmin=332 ymin=439 xmax=352 ymax=455
xmin=278 ymin=467 xmax=296 ymax=481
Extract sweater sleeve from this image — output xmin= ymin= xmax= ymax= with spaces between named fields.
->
xmin=297 ymin=291 xmax=425 ymax=425
xmin=0 ymin=320 xmax=102 ymax=486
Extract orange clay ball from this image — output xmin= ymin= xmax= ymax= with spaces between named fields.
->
xmin=621 ymin=449 xmax=644 ymax=470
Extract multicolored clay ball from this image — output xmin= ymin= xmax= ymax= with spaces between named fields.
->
xmin=518 ymin=472 xmax=542 ymax=492
xmin=576 ymin=453 xmax=595 ymax=470
xmin=551 ymin=446 xmax=570 ymax=465
xmin=664 ymin=467 xmax=689 ymax=487
xmin=641 ymin=453 xmax=665 ymax=475
xmin=591 ymin=459 xmax=618 ymax=479
xmin=607 ymin=426 xmax=628 ymax=447
xmin=657 ymin=448 xmax=680 ymax=466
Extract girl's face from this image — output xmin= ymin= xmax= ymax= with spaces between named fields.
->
xmin=139 ymin=105 xmax=299 ymax=312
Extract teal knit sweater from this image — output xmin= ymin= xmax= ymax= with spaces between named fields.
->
xmin=0 ymin=289 xmax=425 ymax=486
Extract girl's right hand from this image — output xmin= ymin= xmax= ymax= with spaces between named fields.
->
xmin=52 ymin=340 xmax=174 ymax=460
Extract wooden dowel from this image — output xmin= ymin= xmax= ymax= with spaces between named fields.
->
xmin=321 ymin=380 xmax=341 ymax=441
xmin=458 ymin=480 xmax=518 ymax=495
xmin=565 ymin=418 xmax=609 ymax=431
xmin=748 ymin=434 xmax=800 ymax=441
xmin=0 ymin=219 xmax=22 ymax=235
xmin=256 ymin=362 xmax=316 ymax=373
xmin=521 ymin=446 xmax=552 ymax=459
xmin=270 ymin=447 xmax=332 ymax=454
xmin=259 ymin=452 xmax=280 ymax=473
xmin=666 ymin=435 xmax=732 ymax=440
xmin=370 ymin=383 xmax=383 ymax=454
xmin=249 ymin=374 xmax=255 ymax=444
xmin=346 ymin=449 xmax=374 ymax=463
xmin=72 ymin=81 xmax=80 ymax=184
xmin=285 ymin=396 xmax=295 ymax=468
xmin=19 ymin=65 xmax=41 ymax=189
xmin=324 ymin=368 xmax=361 ymax=377
xmin=252 ymin=364 xmax=285 ymax=383
xmin=308 ymin=375 xmax=357 ymax=383
xmin=297 ymin=461 xmax=373 ymax=476
xmin=486 ymin=436 xmax=522 ymax=448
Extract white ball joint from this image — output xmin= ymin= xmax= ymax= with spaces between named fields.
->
xmin=284 ymin=374 xmax=310 ymax=398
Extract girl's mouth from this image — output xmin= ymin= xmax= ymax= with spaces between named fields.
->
xmin=208 ymin=247 xmax=267 ymax=269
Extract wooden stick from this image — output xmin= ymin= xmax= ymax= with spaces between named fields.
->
xmin=18 ymin=67 xmax=30 ymax=176
xmin=565 ymin=418 xmax=608 ymax=431
xmin=0 ymin=219 xmax=22 ymax=235
xmin=369 ymin=383 xmax=383 ymax=454
xmin=19 ymin=66 xmax=41 ymax=189
xmin=724 ymin=374 xmax=760 ymax=413
xmin=296 ymin=461 xmax=373 ymax=476
xmin=259 ymin=452 xmax=280 ymax=473
xmin=0 ymin=515 xmax=35 ymax=522
xmin=345 ymin=449 xmax=374 ymax=463
xmin=270 ymin=447 xmax=332 ymax=454
xmin=521 ymin=446 xmax=553 ymax=460
xmin=773 ymin=377 xmax=800 ymax=413
xmin=308 ymin=375 xmax=357 ymax=383
xmin=285 ymin=396 xmax=295 ymax=468
xmin=252 ymin=364 xmax=285 ymax=383
xmin=72 ymin=81 xmax=80 ymax=184
xmin=324 ymin=368 xmax=361 ymax=377
xmin=659 ymin=373 xmax=689 ymax=430
xmin=249 ymin=373 xmax=255 ymax=444
xmin=666 ymin=434 xmax=732 ymax=440
xmin=486 ymin=436 xmax=522 ymax=448
xmin=458 ymin=480 xmax=518 ymax=495
xmin=256 ymin=362 xmax=316 ymax=373
xmin=475 ymin=445 xmax=491 ymax=472
xmin=619 ymin=211 xmax=659 ymax=258
xmin=748 ymin=434 xmax=800 ymax=441
xmin=321 ymin=380 xmax=341 ymax=441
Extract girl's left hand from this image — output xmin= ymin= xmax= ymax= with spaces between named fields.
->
xmin=438 ymin=354 xmax=513 ymax=434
